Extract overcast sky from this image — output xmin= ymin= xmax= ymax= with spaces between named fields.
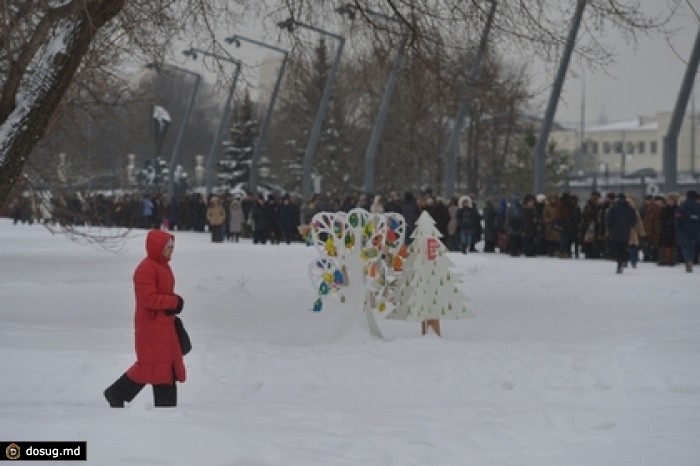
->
xmin=169 ymin=1 xmax=697 ymax=130
xmin=545 ymin=0 xmax=698 ymax=128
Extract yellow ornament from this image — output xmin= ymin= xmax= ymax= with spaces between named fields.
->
xmin=325 ymin=238 xmax=337 ymax=256
xmin=378 ymin=302 xmax=386 ymax=312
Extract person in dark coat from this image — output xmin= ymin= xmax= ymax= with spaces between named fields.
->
xmin=606 ymin=193 xmax=637 ymax=274
xmin=251 ymin=195 xmax=269 ymax=244
xmin=506 ymin=193 xmax=524 ymax=257
xmin=522 ymin=194 xmax=539 ymax=257
xmin=266 ymin=196 xmax=280 ymax=244
xmin=104 ymin=230 xmax=185 ymax=408
xmin=277 ymin=194 xmax=297 ymax=244
xmin=658 ymin=194 xmax=678 ymax=266
xmin=580 ymin=192 xmax=602 ymax=259
xmin=401 ymin=192 xmax=421 ymax=245
xmin=455 ymin=196 xmax=475 ymax=254
xmin=675 ymin=190 xmax=700 ymax=272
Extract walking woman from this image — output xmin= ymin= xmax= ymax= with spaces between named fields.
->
xmin=104 ymin=230 xmax=186 ymax=408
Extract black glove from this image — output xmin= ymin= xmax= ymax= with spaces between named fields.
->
xmin=165 ymin=295 xmax=184 ymax=316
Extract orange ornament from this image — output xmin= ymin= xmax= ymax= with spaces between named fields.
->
xmin=392 ymin=255 xmax=403 ymax=271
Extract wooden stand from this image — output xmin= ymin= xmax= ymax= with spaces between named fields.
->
xmin=421 ymin=319 xmax=441 ymax=337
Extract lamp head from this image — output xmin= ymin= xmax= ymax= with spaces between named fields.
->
xmin=277 ymin=17 xmax=295 ymax=32
xmin=182 ymin=49 xmax=198 ymax=59
xmin=225 ymin=36 xmax=241 ymax=47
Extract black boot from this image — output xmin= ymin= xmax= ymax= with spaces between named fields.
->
xmin=104 ymin=373 xmax=144 ymax=408
xmin=153 ymin=383 xmax=177 ymax=407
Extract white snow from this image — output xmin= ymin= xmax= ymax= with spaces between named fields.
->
xmin=0 ymin=218 xmax=699 ymax=465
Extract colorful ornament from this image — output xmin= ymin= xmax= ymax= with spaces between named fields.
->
xmin=319 ymin=282 xmax=330 ymax=295
xmin=312 ymin=298 xmax=323 ymax=313
xmin=344 ymin=232 xmax=355 ymax=248
xmin=361 ymin=247 xmax=378 ymax=260
xmin=333 ymin=270 xmax=344 ymax=284
xmin=325 ymin=238 xmax=337 ymax=256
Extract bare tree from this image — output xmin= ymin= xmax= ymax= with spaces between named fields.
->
xmin=0 ymin=0 xmax=678 ymax=209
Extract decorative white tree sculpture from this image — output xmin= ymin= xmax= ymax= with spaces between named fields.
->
xmin=308 ymin=208 xmax=406 ymax=340
xmin=387 ymin=210 xmax=470 ymax=335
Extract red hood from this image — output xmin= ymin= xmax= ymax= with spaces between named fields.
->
xmin=145 ymin=230 xmax=174 ymax=263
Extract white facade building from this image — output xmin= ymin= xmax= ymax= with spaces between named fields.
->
xmin=551 ymin=111 xmax=699 ymax=178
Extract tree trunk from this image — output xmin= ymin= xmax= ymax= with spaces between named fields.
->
xmin=0 ymin=0 xmax=125 ymax=209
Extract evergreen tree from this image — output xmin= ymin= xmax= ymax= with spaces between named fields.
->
xmin=270 ymin=38 xmax=361 ymax=196
xmin=502 ymin=125 xmax=571 ymax=195
xmin=217 ymin=90 xmax=258 ymax=190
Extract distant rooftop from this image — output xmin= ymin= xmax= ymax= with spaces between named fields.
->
xmin=586 ymin=118 xmax=658 ymax=132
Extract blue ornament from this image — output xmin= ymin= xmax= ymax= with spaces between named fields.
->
xmin=319 ymin=282 xmax=330 ymax=295
xmin=312 ymin=298 xmax=323 ymax=313
xmin=333 ymin=270 xmax=344 ymax=284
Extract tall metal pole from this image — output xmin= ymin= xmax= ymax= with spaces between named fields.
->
xmin=532 ymin=0 xmax=586 ymax=195
xmin=250 ymin=55 xmax=287 ymax=197
xmin=278 ymin=18 xmax=345 ymax=199
xmin=580 ymin=69 xmax=585 ymax=171
xmin=364 ymin=36 xmax=408 ymax=195
xmin=226 ymin=35 xmax=289 ymax=196
xmin=691 ymin=85 xmax=696 ymax=176
xmin=442 ymin=0 xmax=497 ymax=198
xmin=663 ymin=27 xmax=700 ymax=193
xmin=182 ymin=48 xmax=242 ymax=196
xmin=156 ymin=64 xmax=201 ymax=201
xmin=336 ymin=4 xmax=408 ymax=195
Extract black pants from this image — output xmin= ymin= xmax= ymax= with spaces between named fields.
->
xmin=105 ymin=373 xmax=177 ymax=407
xmin=610 ymin=240 xmax=629 ymax=268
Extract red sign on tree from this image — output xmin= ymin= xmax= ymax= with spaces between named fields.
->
xmin=426 ymin=237 xmax=440 ymax=261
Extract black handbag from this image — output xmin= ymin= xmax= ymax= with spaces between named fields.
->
xmin=174 ymin=317 xmax=192 ymax=355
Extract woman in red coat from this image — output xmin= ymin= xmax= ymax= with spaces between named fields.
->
xmin=104 ymin=229 xmax=186 ymax=407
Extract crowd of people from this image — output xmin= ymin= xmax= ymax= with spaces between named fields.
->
xmin=6 ymin=187 xmax=700 ymax=273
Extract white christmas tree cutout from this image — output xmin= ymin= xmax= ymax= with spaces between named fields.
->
xmin=386 ymin=210 xmax=471 ymax=333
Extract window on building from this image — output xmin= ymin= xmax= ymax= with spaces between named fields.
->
xmin=650 ymin=141 xmax=657 ymax=154
xmin=637 ymin=141 xmax=645 ymax=154
xmin=615 ymin=142 xmax=623 ymax=154
xmin=626 ymin=142 xmax=634 ymax=154
xmin=591 ymin=142 xmax=598 ymax=155
xmin=603 ymin=142 xmax=611 ymax=154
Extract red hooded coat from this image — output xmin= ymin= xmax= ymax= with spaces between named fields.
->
xmin=126 ymin=230 xmax=186 ymax=384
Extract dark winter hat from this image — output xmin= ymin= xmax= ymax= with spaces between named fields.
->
xmin=686 ymin=190 xmax=698 ymax=200
xmin=617 ymin=192 xmax=626 ymax=200
xmin=606 ymin=192 xmax=616 ymax=201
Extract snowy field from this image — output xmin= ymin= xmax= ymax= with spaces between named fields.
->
xmin=1 ymin=217 xmax=699 ymax=465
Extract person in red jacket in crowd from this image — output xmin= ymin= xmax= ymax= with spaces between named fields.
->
xmin=104 ymin=229 xmax=186 ymax=408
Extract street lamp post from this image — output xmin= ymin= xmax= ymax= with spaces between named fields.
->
xmin=225 ymin=35 xmax=288 ymax=197
xmin=336 ymin=3 xmax=408 ymax=196
xmin=442 ymin=0 xmax=497 ymax=198
xmin=146 ymin=62 xmax=202 ymax=200
xmin=183 ymin=48 xmax=242 ymax=195
xmin=277 ymin=17 xmax=345 ymax=199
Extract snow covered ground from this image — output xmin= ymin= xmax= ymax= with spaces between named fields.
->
xmin=1 ymin=218 xmax=699 ymax=465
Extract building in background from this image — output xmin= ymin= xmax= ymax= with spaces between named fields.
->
xmin=551 ymin=110 xmax=699 ymax=197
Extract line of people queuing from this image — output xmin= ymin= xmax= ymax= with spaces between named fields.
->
xmin=300 ymin=189 xmax=700 ymax=274
xmin=7 ymin=187 xmax=700 ymax=274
